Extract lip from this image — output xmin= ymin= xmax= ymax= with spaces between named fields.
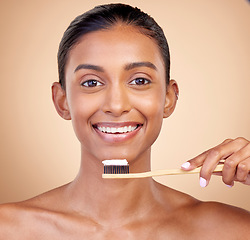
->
xmin=92 ymin=122 xmax=143 ymax=143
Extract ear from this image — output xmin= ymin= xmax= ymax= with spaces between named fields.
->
xmin=163 ymin=80 xmax=179 ymax=118
xmin=51 ymin=82 xmax=71 ymax=120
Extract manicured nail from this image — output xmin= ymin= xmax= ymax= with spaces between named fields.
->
xmin=181 ymin=162 xmax=190 ymax=169
xmin=226 ymin=182 xmax=234 ymax=188
xmin=200 ymin=177 xmax=207 ymax=187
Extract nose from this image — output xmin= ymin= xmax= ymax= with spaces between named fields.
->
xmin=102 ymin=83 xmax=131 ymax=117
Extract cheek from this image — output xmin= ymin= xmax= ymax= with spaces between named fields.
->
xmin=141 ymin=90 xmax=166 ymax=119
xmin=136 ymin=89 xmax=166 ymax=135
xmin=68 ymin=94 xmax=99 ymax=140
xmin=69 ymin=89 xmax=101 ymax=118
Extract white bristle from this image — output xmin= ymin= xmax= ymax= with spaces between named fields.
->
xmin=102 ymin=159 xmax=128 ymax=166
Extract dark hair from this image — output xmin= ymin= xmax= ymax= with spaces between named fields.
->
xmin=58 ymin=3 xmax=170 ymax=89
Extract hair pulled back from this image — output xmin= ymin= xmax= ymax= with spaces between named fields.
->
xmin=58 ymin=3 xmax=170 ymax=89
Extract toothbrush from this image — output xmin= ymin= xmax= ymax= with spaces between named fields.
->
xmin=102 ymin=159 xmax=129 ymax=174
xmin=102 ymin=159 xmax=224 ymax=179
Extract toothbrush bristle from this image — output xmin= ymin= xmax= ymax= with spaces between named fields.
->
xmin=102 ymin=159 xmax=129 ymax=174
xmin=104 ymin=165 xmax=129 ymax=174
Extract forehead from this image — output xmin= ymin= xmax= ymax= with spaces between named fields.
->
xmin=66 ymin=25 xmax=165 ymax=75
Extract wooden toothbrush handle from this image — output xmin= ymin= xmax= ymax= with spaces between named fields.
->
xmin=102 ymin=164 xmax=224 ymax=179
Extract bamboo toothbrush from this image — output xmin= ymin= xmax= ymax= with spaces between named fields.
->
xmin=102 ymin=159 xmax=224 ymax=179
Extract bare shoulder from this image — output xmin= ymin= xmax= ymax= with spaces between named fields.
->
xmin=194 ymin=201 xmax=250 ymax=228
xmin=0 ymin=202 xmax=33 ymax=239
xmin=179 ymin=201 xmax=250 ymax=239
xmin=0 ymin=184 xmax=69 ymax=239
xmin=157 ymin=181 xmax=250 ymax=225
xmin=155 ymin=182 xmax=250 ymax=239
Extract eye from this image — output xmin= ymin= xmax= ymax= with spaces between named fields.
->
xmin=81 ymin=79 xmax=103 ymax=87
xmin=129 ymin=78 xmax=151 ymax=86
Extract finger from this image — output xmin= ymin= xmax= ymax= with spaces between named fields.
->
xmin=222 ymin=141 xmax=250 ymax=185
xmin=181 ymin=151 xmax=209 ymax=170
xmin=235 ymin=157 xmax=250 ymax=184
xmin=200 ymin=138 xmax=248 ymax=187
xmin=181 ymin=139 xmax=233 ymax=171
xmin=200 ymin=148 xmax=231 ymax=186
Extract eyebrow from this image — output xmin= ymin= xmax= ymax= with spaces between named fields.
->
xmin=124 ymin=61 xmax=157 ymax=71
xmin=74 ymin=61 xmax=157 ymax=73
xmin=74 ymin=64 xmax=104 ymax=73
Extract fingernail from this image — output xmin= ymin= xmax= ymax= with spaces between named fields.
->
xmin=181 ymin=162 xmax=190 ymax=169
xmin=200 ymin=177 xmax=207 ymax=187
xmin=226 ymin=182 xmax=234 ymax=188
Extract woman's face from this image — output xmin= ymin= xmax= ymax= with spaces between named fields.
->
xmin=62 ymin=25 xmax=174 ymax=165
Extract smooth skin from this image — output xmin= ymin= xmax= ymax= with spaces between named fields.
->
xmin=0 ymin=25 xmax=249 ymax=239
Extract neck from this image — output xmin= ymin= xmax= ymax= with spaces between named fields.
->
xmin=65 ymin=150 xmax=159 ymax=225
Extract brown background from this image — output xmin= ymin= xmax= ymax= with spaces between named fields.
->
xmin=0 ymin=0 xmax=249 ymax=210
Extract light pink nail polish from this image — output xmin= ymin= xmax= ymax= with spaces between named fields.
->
xmin=181 ymin=162 xmax=190 ymax=169
xmin=226 ymin=182 xmax=234 ymax=188
xmin=200 ymin=177 xmax=207 ymax=187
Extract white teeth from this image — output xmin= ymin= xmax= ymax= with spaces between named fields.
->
xmin=97 ymin=125 xmax=137 ymax=134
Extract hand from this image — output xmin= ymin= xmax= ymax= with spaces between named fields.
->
xmin=181 ymin=137 xmax=250 ymax=187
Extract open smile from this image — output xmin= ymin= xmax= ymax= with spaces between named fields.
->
xmin=92 ymin=122 xmax=143 ymax=142
xmin=95 ymin=125 xmax=140 ymax=134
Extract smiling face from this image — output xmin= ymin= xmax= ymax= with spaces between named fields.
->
xmin=52 ymin=25 xmax=177 ymax=167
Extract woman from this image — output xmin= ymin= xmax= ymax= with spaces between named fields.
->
xmin=0 ymin=3 xmax=249 ymax=239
